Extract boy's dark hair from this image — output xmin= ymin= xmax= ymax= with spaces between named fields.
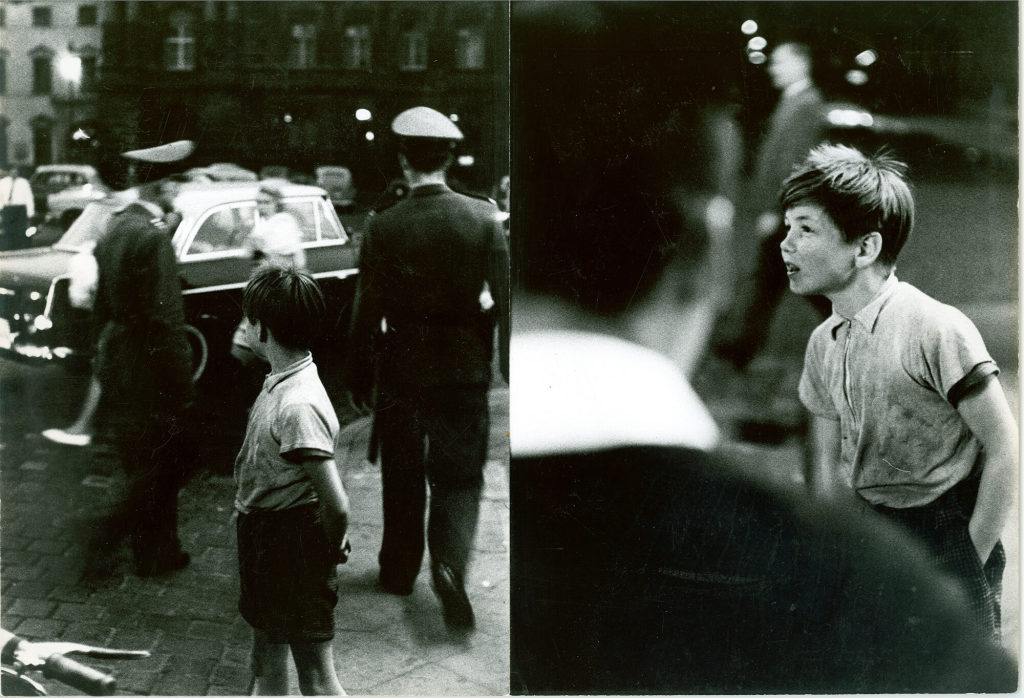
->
xmin=398 ymin=138 xmax=454 ymax=173
xmin=242 ymin=266 xmax=325 ymax=350
xmin=781 ymin=144 xmax=915 ymax=267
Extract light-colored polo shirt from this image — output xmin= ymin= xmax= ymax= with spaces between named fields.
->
xmin=799 ymin=275 xmax=997 ymax=508
xmin=234 ymin=353 xmax=340 ymax=514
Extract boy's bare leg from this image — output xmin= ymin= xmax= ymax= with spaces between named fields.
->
xmin=251 ymin=629 xmax=290 ymax=695
xmin=291 ymin=640 xmax=345 ymax=695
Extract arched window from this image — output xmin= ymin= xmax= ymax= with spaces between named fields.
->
xmin=400 ymin=30 xmax=428 ymax=71
xmin=30 ymin=46 xmax=54 ymax=95
xmin=31 ymin=115 xmax=55 ymax=165
xmin=455 ymin=28 xmax=485 ymax=71
xmin=343 ymin=25 xmax=372 ymax=71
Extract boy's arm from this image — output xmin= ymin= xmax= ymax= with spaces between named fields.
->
xmin=298 ymin=454 xmax=351 ymax=557
xmin=956 ymin=377 xmax=1018 ymax=562
xmin=806 ymin=416 xmax=843 ymax=498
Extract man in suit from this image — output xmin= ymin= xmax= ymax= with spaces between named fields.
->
xmin=510 ymin=4 xmax=1014 ymax=693
xmin=345 ymin=107 xmax=509 ymax=630
xmin=88 ymin=142 xmax=196 ymax=577
xmin=715 ymin=42 xmax=831 ymax=370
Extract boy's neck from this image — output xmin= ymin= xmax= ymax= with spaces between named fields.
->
xmin=265 ymin=344 xmax=310 ymax=374
xmin=829 ymin=265 xmax=893 ymax=319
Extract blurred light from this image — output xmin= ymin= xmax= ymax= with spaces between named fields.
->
xmin=283 ymin=113 xmax=293 ymax=124
xmin=741 ymin=20 xmax=758 ymax=35
xmin=72 ymin=128 xmax=91 ymax=141
xmin=748 ymin=51 xmax=767 ymax=65
xmin=365 ymin=131 xmax=375 ymax=141
xmin=33 ymin=316 xmax=53 ymax=331
xmin=457 ymin=155 xmax=475 ymax=167
xmin=855 ymin=50 xmax=878 ymax=67
xmin=747 ymin=36 xmax=767 ymax=52
xmin=29 ymin=291 xmax=42 ymax=301
xmin=827 ymin=108 xmax=874 ymax=128
xmin=449 ymin=114 xmax=460 ymax=122
xmin=58 ymin=54 xmax=82 ymax=82
xmin=845 ymin=69 xmax=869 ymax=86
xmin=355 ymin=108 xmax=372 ymax=122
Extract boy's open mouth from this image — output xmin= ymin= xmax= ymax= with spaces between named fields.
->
xmin=784 ymin=262 xmax=800 ymax=275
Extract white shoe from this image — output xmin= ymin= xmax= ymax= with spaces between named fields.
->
xmin=41 ymin=428 xmax=92 ymax=447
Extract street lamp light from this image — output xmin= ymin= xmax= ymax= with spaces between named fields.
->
xmin=58 ymin=53 xmax=83 ymax=162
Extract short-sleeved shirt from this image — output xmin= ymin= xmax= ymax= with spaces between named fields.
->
xmin=799 ymin=275 xmax=997 ymax=508
xmin=234 ymin=353 xmax=339 ymax=513
xmin=245 ymin=212 xmax=306 ymax=270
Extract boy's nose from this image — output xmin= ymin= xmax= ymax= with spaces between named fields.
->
xmin=779 ymin=230 xmax=795 ymax=254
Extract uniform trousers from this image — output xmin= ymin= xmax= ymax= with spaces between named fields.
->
xmin=376 ymin=383 xmax=489 ymax=590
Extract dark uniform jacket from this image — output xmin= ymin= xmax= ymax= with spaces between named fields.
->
xmin=345 ymin=183 xmax=509 ymax=395
xmin=93 ymin=201 xmax=194 ymax=422
xmin=750 ymin=84 xmax=826 ymax=214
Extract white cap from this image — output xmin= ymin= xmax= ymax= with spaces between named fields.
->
xmin=391 ymin=107 xmax=464 ymax=141
xmin=121 ymin=140 xmax=195 ymax=163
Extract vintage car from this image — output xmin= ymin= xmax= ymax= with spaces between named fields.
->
xmin=29 ymin=164 xmax=110 ymax=225
xmin=0 ymin=180 xmax=359 ymax=381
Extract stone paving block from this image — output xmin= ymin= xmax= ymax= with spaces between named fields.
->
xmin=439 ymin=635 xmax=510 ymax=690
xmin=330 ymin=634 xmax=432 ymax=689
xmin=3 ymin=562 xmax=42 ymax=582
xmin=114 ymin=667 xmax=161 ymax=695
xmin=220 ymin=644 xmax=250 ymax=667
xmin=14 ymin=617 xmax=67 ymax=640
xmin=370 ymin=660 xmax=495 ymax=696
xmin=53 ymin=602 xmax=106 ymax=622
xmin=153 ymin=671 xmax=211 ymax=696
xmin=107 ymin=626 xmax=164 ymax=652
xmin=187 ymin=619 xmax=240 ymax=643
xmin=209 ymin=662 xmax=251 ymax=690
xmin=159 ymin=635 xmax=232 ymax=662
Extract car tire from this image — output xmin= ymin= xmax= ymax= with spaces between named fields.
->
xmin=184 ymin=324 xmax=208 ymax=383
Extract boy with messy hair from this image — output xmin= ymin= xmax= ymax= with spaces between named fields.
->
xmin=782 ymin=143 xmax=1017 ymax=638
xmin=234 ymin=265 xmax=351 ymax=695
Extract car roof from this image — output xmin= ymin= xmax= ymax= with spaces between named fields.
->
xmin=171 ymin=180 xmax=327 ymax=206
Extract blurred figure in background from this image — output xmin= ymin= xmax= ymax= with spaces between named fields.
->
xmin=0 ymin=165 xmax=35 ymax=251
xmin=231 ymin=181 xmax=307 ymax=368
xmin=714 ymin=41 xmax=831 ymax=370
xmin=510 ymin=3 xmax=1015 ymax=693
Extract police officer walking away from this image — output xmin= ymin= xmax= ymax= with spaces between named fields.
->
xmin=345 ymin=107 xmax=509 ymax=631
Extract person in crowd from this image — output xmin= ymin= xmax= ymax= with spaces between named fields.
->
xmin=510 ymin=3 xmax=1016 ymax=693
xmin=85 ymin=145 xmax=196 ymax=577
xmin=714 ymin=41 xmax=831 ymax=370
xmin=233 ymin=266 xmax=350 ymax=696
xmin=786 ymin=143 xmax=1018 ymax=639
xmin=231 ymin=181 xmax=307 ymax=367
xmin=44 ymin=176 xmax=186 ymax=448
xmin=0 ymin=165 xmax=36 ymax=251
xmin=344 ymin=106 xmax=509 ymax=631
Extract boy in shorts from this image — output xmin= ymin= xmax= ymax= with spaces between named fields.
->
xmin=234 ymin=266 xmax=351 ymax=694
xmin=784 ymin=144 xmax=1018 ymax=639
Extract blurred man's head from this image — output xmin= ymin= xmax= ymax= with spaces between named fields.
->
xmin=513 ymin=2 xmax=738 ymax=374
xmin=768 ymin=42 xmax=813 ymax=91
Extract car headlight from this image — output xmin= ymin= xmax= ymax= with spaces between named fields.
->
xmin=33 ymin=316 xmax=53 ymax=331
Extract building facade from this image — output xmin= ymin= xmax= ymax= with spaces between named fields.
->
xmin=97 ymin=1 xmax=510 ymax=196
xmin=0 ymin=0 xmax=107 ymax=170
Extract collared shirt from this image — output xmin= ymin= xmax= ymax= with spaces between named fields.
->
xmin=0 ymin=176 xmax=34 ymax=218
xmin=234 ymin=353 xmax=339 ymax=513
xmin=781 ymin=78 xmax=813 ymax=100
xmin=511 ymin=330 xmax=719 ymax=457
xmin=799 ymin=275 xmax=998 ymax=507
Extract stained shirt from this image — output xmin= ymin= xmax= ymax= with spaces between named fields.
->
xmin=799 ymin=275 xmax=998 ymax=508
xmin=234 ymin=353 xmax=339 ymax=514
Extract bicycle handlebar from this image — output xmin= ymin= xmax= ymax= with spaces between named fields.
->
xmin=42 ymin=654 xmax=116 ymax=696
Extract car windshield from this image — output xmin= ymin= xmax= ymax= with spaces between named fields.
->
xmin=54 ymin=202 xmax=117 ymax=252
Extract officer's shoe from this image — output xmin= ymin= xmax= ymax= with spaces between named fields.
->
xmin=378 ymin=571 xmax=414 ymax=596
xmin=432 ymin=563 xmax=474 ymax=630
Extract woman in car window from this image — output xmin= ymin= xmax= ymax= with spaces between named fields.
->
xmin=244 ymin=181 xmax=306 ymax=270
xmin=232 ymin=182 xmax=307 ymax=367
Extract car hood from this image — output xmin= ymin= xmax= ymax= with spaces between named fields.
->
xmin=0 ymin=247 xmax=76 ymax=291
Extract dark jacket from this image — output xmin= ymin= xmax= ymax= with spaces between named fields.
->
xmin=512 ymin=445 xmax=1017 ymax=694
xmin=93 ymin=201 xmax=194 ymax=419
xmin=345 ymin=183 xmax=509 ymax=395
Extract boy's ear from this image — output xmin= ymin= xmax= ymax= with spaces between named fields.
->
xmin=854 ymin=231 xmax=883 ymax=268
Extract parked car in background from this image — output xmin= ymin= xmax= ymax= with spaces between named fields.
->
xmin=0 ymin=180 xmax=358 ymax=383
xmin=185 ymin=162 xmax=259 ymax=182
xmin=315 ymin=165 xmax=356 ymax=212
xmin=29 ymin=164 xmax=109 ymax=225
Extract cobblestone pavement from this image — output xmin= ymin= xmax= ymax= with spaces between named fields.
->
xmin=0 ymin=360 xmax=509 ymax=696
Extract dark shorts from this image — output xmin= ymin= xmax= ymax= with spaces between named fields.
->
xmin=873 ymin=475 xmax=1005 ymax=639
xmin=237 ymin=503 xmax=338 ymax=643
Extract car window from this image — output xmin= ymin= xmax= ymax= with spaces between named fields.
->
xmin=54 ymin=202 xmax=117 ymax=252
xmin=281 ymin=200 xmax=317 ymax=243
xmin=187 ymin=204 xmax=255 ymax=255
xmin=318 ymin=199 xmax=347 ymax=242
